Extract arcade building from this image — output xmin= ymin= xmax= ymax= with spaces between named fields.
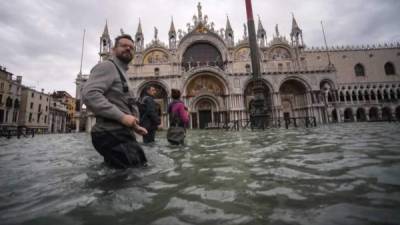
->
xmin=75 ymin=3 xmax=400 ymax=132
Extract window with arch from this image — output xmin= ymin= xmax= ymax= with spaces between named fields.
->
xmin=340 ymin=92 xmax=345 ymax=102
xmin=154 ymin=67 xmax=160 ymax=76
xmin=245 ymin=64 xmax=251 ymax=73
xmin=354 ymin=63 xmax=365 ymax=76
xmin=346 ymin=92 xmax=351 ymax=101
xmin=364 ymin=90 xmax=370 ymax=101
xmin=6 ymin=97 xmax=13 ymax=108
xmin=278 ymin=63 xmax=283 ymax=71
xmin=384 ymin=62 xmax=396 ymax=75
xmin=352 ymin=91 xmax=357 ymax=101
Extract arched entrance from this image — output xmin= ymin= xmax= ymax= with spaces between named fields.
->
xmin=195 ymin=98 xmax=217 ymax=129
xmin=138 ymin=81 xmax=169 ymax=128
xmin=369 ymin=107 xmax=379 ymax=121
xmin=344 ymin=108 xmax=354 ymax=122
xmin=244 ymin=79 xmax=273 ymax=118
xmin=185 ymin=73 xmax=227 ymax=129
xmin=279 ymin=79 xmax=309 ymax=118
xmin=382 ymin=107 xmax=392 ymax=121
xmin=356 ymin=108 xmax=367 ymax=122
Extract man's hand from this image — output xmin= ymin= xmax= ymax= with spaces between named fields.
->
xmin=133 ymin=124 xmax=148 ymax=135
xmin=121 ymin=114 xmax=148 ymax=135
xmin=120 ymin=114 xmax=139 ymax=127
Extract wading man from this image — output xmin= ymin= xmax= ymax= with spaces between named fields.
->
xmin=139 ymin=86 xmax=161 ymax=143
xmin=82 ymin=34 xmax=148 ymax=169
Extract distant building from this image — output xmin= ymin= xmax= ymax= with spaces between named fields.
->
xmin=51 ymin=91 xmax=76 ymax=131
xmin=0 ymin=66 xmax=23 ymax=130
xmin=76 ymin=3 xmax=400 ymax=131
xmin=48 ymin=98 xmax=67 ymax=133
xmin=74 ymin=73 xmax=89 ymax=132
xmin=18 ymin=87 xmax=50 ymax=133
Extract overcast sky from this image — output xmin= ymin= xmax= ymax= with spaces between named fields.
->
xmin=1 ymin=0 xmax=399 ymax=97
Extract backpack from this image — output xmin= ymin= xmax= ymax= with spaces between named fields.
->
xmin=167 ymin=113 xmax=186 ymax=145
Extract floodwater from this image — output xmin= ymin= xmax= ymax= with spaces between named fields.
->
xmin=1 ymin=123 xmax=400 ymax=225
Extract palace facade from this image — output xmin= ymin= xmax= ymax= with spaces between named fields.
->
xmin=76 ymin=3 xmax=400 ymax=131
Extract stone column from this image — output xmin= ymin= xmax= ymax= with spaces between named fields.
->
xmin=75 ymin=118 xmax=80 ymax=132
xmin=339 ymin=108 xmax=344 ymax=123
xmin=353 ymin=108 xmax=358 ymax=122
xmin=378 ymin=108 xmax=382 ymax=120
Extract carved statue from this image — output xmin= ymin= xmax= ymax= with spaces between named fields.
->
xmin=220 ymin=28 xmax=225 ymax=37
xmin=275 ymin=24 xmax=280 ymax=37
xmin=120 ymin=28 xmax=124 ymax=35
xmin=178 ymin=29 xmax=183 ymax=40
xmin=154 ymin=27 xmax=158 ymax=40
xmin=192 ymin=15 xmax=198 ymax=25
xmin=243 ymin=23 xmax=247 ymax=38
xmin=197 ymin=2 xmax=202 ymax=19
xmin=210 ymin=22 xmax=215 ymax=31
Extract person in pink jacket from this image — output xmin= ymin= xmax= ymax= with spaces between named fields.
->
xmin=168 ymin=89 xmax=189 ymax=128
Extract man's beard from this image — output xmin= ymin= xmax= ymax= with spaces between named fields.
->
xmin=117 ymin=51 xmax=133 ymax=63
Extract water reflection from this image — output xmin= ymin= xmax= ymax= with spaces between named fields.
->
xmin=0 ymin=123 xmax=399 ymax=225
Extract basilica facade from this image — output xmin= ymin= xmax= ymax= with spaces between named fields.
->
xmin=76 ymin=3 xmax=400 ymax=131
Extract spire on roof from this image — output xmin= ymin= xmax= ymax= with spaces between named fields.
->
xmin=136 ymin=18 xmax=143 ymax=34
xmin=102 ymin=20 xmax=109 ymax=37
xmin=169 ymin=17 xmax=176 ymax=35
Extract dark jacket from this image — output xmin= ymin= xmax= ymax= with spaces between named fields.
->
xmin=139 ymin=94 xmax=161 ymax=130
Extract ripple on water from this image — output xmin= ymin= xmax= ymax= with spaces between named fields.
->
xmin=280 ymin=203 xmax=400 ymax=225
xmin=92 ymin=187 xmax=157 ymax=215
xmin=182 ymin=186 xmax=236 ymax=202
xmin=0 ymin=123 xmax=399 ymax=225
xmin=349 ymin=164 xmax=400 ymax=186
xmin=256 ymin=187 xmax=307 ymax=200
xmin=165 ymin=197 xmax=253 ymax=224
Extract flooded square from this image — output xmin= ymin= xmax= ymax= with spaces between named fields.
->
xmin=1 ymin=123 xmax=400 ymax=225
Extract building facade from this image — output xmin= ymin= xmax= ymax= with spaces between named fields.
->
xmin=76 ymin=3 xmax=400 ymax=131
xmin=48 ymin=98 xmax=67 ymax=133
xmin=0 ymin=66 xmax=23 ymax=131
xmin=51 ymin=91 xmax=76 ymax=131
xmin=18 ymin=88 xmax=50 ymax=133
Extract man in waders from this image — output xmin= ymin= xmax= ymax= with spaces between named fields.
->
xmin=82 ymin=34 xmax=148 ymax=169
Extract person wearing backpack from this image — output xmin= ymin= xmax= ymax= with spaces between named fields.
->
xmin=139 ymin=86 xmax=161 ymax=143
xmin=167 ymin=89 xmax=189 ymax=145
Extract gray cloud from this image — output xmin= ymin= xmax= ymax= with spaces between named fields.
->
xmin=0 ymin=0 xmax=399 ymax=97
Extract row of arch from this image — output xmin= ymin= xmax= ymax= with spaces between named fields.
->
xmin=141 ymin=42 xmax=294 ymax=66
xmin=137 ymin=71 xmax=314 ymax=98
xmin=136 ymin=71 xmax=313 ymax=126
xmin=2 ymin=97 xmax=20 ymax=108
xmin=335 ymin=87 xmax=400 ymax=103
xmin=336 ymin=106 xmax=400 ymax=122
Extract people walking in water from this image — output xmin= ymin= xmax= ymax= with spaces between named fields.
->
xmin=139 ymin=86 xmax=161 ymax=144
xmin=167 ymin=89 xmax=189 ymax=145
xmin=82 ymin=34 xmax=148 ymax=169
